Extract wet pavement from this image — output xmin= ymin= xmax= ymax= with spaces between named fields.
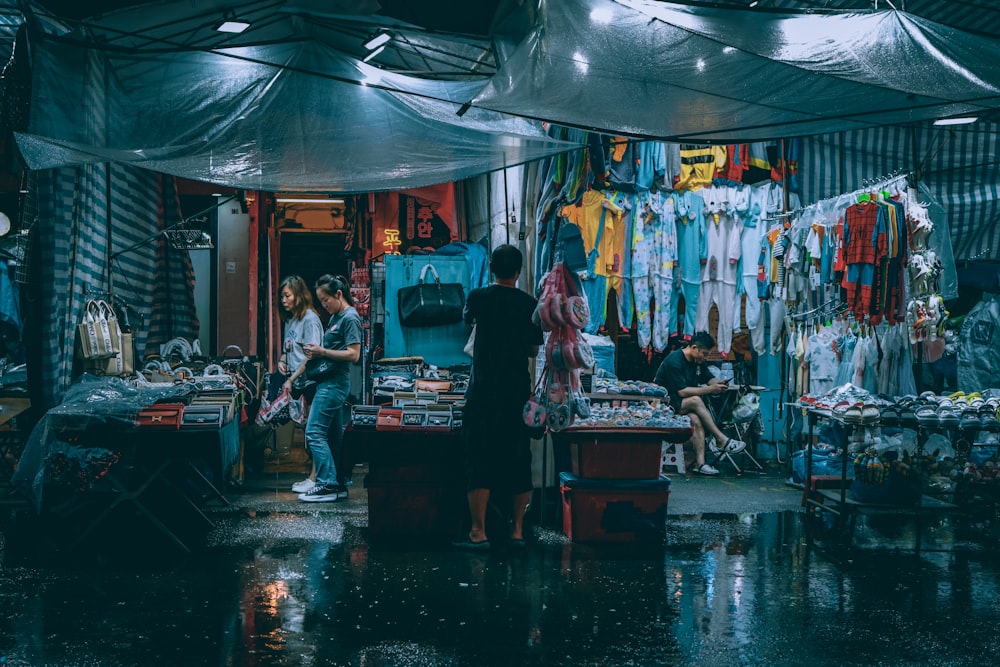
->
xmin=2 ymin=470 xmax=1000 ymax=666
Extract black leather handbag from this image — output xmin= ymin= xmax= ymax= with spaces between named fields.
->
xmin=398 ymin=263 xmax=465 ymax=327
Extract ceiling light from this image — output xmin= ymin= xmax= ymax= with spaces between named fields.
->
xmin=276 ymin=197 xmax=345 ymax=204
xmin=933 ymin=116 xmax=978 ymax=126
xmin=362 ymin=45 xmax=386 ymax=63
xmin=214 ymin=10 xmax=250 ymax=34
xmin=749 ymin=1 xmax=759 ymax=6
xmin=363 ymin=31 xmax=391 ymax=51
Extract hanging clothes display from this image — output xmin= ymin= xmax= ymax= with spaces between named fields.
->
xmin=695 ymin=184 xmax=743 ymax=355
xmin=670 ymin=189 xmax=706 ymax=339
xmin=631 ymin=191 xmax=677 ymax=350
xmin=559 ymin=190 xmax=623 ymax=335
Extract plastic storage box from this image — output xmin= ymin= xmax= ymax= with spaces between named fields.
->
xmin=560 ymin=472 xmax=671 ymax=542
xmin=567 ymin=432 xmax=665 ymax=479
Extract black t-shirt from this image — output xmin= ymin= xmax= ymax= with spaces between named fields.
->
xmin=654 ymin=348 xmax=709 ymax=407
xmin=464 ymin=284 xmax=543 ymax=404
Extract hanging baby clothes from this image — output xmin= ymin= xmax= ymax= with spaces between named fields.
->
xmin=734 ymin=184 xmax=768 ymax=354
xmin=670 ymin=189 xmax=706 ymax=338
xmin=607 ymin=190 xmax=635 ymax=329
xmin=805 ymin=326 xmax=838 ymax=397
xmin=559 ymin=190 xmax=623 ymax=334
xmin=696 ymin=185 xmax=742 ymax=355
xmin=635 ymin=141 xmax=667 ymax=192
xmin=631 ymin=191 xmax=677 ymax=350
xmin=833 ymin=328 xmax=857 ymax=387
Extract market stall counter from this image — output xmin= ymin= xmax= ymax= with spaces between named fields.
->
xmin=11 ymin=375 xmax=240 ymax=553
xmin=344 ymin=423 xmax=464 ymax=541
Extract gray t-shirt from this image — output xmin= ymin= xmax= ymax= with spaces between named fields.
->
xmin=284 ymin=309 xmax=324 ymax=373
xmin=322 ymin=306 xmax=364 ymax=382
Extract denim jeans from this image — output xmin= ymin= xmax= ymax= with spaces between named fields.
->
xmin=305 ymin=379 xmax=349 ymax=486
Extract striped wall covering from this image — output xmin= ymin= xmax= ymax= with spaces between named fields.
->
xmin=34 ymin=164 xmax=200 ymax=408
xmin=799 ymin=122 xmax=1000 ymax=264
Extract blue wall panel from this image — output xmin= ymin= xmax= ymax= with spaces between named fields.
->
xmin=384 ymin=255 xmax=471 ymax=367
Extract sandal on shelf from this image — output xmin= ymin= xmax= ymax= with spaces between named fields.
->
xmin=915 ymin=406 xmax=939 ymax=426
xmin=861 ymin=404 xmax=881 ymax=423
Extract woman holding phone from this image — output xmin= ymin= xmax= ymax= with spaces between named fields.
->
xmin=277 ymin=275 xmax=324 ymax=493
xmin=297 ymin=274 xmax=363 ymax=503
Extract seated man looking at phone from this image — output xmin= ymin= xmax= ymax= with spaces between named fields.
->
xmin=653 ymin=331 xmax=747 ymax=476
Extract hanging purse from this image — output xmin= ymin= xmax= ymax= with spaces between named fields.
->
xmin=397 ymin=263 xmax=465 ymax=327
xmin=290 ymin=356 xmax=338 ymax=399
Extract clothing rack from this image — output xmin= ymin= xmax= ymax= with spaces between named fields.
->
xmin=772 ymin=171 xmax=912 ymax=235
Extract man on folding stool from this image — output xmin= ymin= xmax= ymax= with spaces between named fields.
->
xmin=654 ymin=331 xmax=747 ymax=476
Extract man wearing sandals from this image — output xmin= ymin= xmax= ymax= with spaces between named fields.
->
xmin=654 ymin=331 xmax=747 ymax=476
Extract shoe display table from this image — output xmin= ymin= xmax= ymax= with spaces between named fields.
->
xmin=799 ymin=405 xmax=963 ymax=553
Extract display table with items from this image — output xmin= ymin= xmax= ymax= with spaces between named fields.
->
xmin=11 ymin=375 xmax=240 ymax=553
xmin=792 ymin=384 xmax=991 ymax=553
xmin=0 ymin=397 xmax=32 ymax=499
xmin=347 ymin=382 xmax=467 ymax=541
xmin=549 ymin=390 xmax=692 ymax=543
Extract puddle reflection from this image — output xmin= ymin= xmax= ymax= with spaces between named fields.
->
xmin=1 ymin=510 xmax=1000 ymax=665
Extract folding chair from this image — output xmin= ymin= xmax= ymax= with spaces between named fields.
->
xmin=706 ymin=384 xmax=766 ymax=475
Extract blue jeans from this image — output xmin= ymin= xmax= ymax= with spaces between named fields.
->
xmin=305 ymin=380 xmax=349 ymax=486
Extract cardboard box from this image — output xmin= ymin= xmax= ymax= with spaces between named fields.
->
xmin=560 ymin=472 xmax=671 ymax=543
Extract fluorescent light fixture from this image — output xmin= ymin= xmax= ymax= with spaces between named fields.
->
xmin=362 ymin=45 xmax=386 ymax=63
xmin=933 ymin=116 xmax=978 ymax=126
xmin=214 ymin=9 xmax=250 ymax=33
xmin=363 ymin=32 xmax=391 ymax=51
xmin=276 ymin=197 xmax=345 ymax=204
xmin=215 ymin=20 xmax=250 ymax=33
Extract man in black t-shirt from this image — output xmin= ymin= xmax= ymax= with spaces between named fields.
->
xmin=653 ymin=332 xmax=747 ymax=476
xmin=454 ymin=244 xmax=543 ymax=550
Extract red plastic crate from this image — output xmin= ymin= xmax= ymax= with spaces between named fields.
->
xmin=560 ymin=472 xmax=671 ymax=542
xmin=562 ymin=430 xmax=667 ymax=479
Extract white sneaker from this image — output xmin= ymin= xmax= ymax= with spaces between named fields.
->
xmin=696 ymin=463 xmax=720 ymax=476
xmin=724 ymin=439 xmax=747 ymax=454
xmin=291 ymin=478 xmax=316 ymax=493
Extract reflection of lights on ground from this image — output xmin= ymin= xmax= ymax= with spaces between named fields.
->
xmin=261 ymin=580 xmax=290 ymax=613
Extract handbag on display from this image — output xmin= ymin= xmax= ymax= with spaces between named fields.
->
xmin=85 ymin=332 xmax=134 ymax=376
xmin=75 ymin=299 xmax=122 ymax=361
xmin=135 ymin=403 xmax=185 ymax=429
xmin=180 ymin=405 xmax=226 ymax=429
xmin=397 ymin=263 xmax=465 ymax=327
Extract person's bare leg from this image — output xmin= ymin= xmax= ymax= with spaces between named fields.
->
xmin=681 ymin=396 xmax=730 ymax=448
xmin=466 ymin=488 xmax=490 ymax=543
xmin=686 ymin=413 xmax=706 ymax=467
xmin=510 ymin=490 xmax=532 ymax=541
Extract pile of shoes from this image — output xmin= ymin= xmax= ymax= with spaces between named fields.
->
xmin=888 ymin=391 xmax=1000 ymax=431
xmin=829 ymin=401 xmax=881 ymax=425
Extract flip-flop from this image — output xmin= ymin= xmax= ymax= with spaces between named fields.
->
xmin=452 ymin=537 xmax=491 ymax=551
xmin=508 ymin=538 xmax=526 ymax=549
